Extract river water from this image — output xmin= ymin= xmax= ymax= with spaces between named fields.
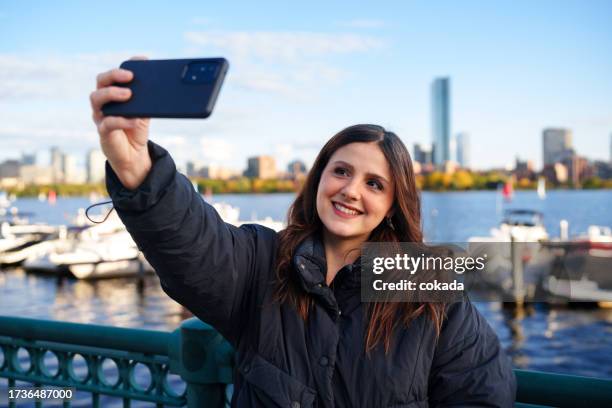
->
xmin=1 ymin=190 xmax=611 ymax=405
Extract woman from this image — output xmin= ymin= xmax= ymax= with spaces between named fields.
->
xmin=90 ymin=66 xmax=516 ymax=407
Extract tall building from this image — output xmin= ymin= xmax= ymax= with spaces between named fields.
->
xmin=287 ymin=160 xmax=307 ymax=178
xmin=431 ymin=77 xmax=451 ymax=166
xmin=186 ymin=161 xmax=205 ymax=178
xmin=244 ymin=156 xmax=277 ymax=179
xmin=201 ymin=164 xmax=238 ymax=180
xmin=0 ymin=160 xmax=20 ymax=178
xmin=561 ymin=154 xmax=591 ymax=186
xmin=20 ymin=165 xmax=53 ymax=185
xmin=413 ymin=143 xmax=433 ymax=165
xmin=86 ymin=149 xmax=106 ymax=183
xmin=455 ymin=132 xmax=470 ymax=168
xmin=514 ymin=157 xmax=535 ymax=180
xmin=50 ymin=147 xmax=64 ymax=183
xmin=62 ymin=154 xmax=78 ymax=183
xmin=542 ymin=128 xmax=572 ymax=166
xmin=21 ymin=153 xmax=36 ymax=166
xmin=542 ymin=163 xmax=568 ymax=184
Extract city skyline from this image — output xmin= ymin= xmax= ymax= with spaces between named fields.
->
xmin=3 ymin=124 xmax=608 ymax=185
xmin=1 ymin=1 xmax=611 ymax=171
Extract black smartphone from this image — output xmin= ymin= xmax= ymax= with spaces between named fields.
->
xmin=102 ymin=57 xmax=229 ymax=118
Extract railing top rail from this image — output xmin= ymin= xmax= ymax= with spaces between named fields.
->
xmin=0 ymin=315 xmax=171 ymax=355
xmin=514 ymin=369 xmax=612 ymax=407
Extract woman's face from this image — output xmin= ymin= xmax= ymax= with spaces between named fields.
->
xmin=316 ymin=142 xmax=395 ymax=245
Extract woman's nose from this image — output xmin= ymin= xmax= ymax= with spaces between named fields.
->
xmin=340 ymin=179 xmax=361 ymax=201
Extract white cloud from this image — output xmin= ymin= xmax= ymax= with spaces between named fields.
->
xmin=183 ymin=30 xmax=385 ymax=99
xmin=0 ymin=52 xmax=150 ymax=100
xmin=199 ymin=137 xmax=237 ymax=164
xmin=184 ymin=31 xmax=383 ymax=63
xmin=0 ymin=30 xmax=386 ymax=167
xmin=273 ymin=143 xmax=294 ymax=164
xmin=156 ymin=135 xmax=187 ymax=147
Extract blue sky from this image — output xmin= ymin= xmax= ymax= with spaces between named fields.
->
xmin=1 ymin=0 xmax=611 ymax=171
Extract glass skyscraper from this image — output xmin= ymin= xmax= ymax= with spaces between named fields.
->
xmin=542 ymin=128 xmax=573 ymax=166
xmin=456 ymin=132 xmax=470 ymax=168
xmin=431 ymin=77 xmax=451 ymax=166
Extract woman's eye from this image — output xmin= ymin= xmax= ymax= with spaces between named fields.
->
xmin=368 ymin=180 xmax=383 ymax=190
xmin=334 ymin=167 xmax=348 ymax=176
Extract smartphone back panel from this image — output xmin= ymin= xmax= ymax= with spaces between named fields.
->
xmin=102 ymin=58 xmax=228 ymax=118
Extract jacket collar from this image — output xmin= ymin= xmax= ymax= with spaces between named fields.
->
xmin=293 ymin=235 xmax=362 ymax=295
xmin=293 ymin=234 xmax=327 ymax=293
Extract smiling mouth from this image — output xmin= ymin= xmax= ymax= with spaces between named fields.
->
xmin=332 ymin=201 xmax=363 ymax=216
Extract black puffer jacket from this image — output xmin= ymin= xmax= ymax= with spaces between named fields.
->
xmin=107 ymin=141 xmax=516 ymax=407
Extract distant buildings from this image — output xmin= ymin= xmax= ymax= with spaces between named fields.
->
xmin=431 ymin=77 xmax=451 ymax=166
xmin=244 ymin=156 xmax=277 ymax=179
xmin=21 ymin=153 xmax=36 ymax=166
xmin=514 ymin=157 xmax=536 ymax=180
xmin=593 ymin=160 xmax=612 ymax=180
xmin=455 ymin=132 xmax=470 ymax=168
xmin=541 ymin=163 xmax=568 ymax=184
xmin=537 ymin=127 xmax=612 ymax=186
xmin=19 ymin=165 xmax=53 ymax=185
xmin=542 ymin=128 xmax=573 ymax=166
xmin=62 ymin=154 xmax=79 ymax=183
xmin=185 ymin=161 xmax=202 ymax=178
xmin=201 ymin=165 xmax=239 ymax=180
xmin=86 ymin=149 xmax=106 ymax=183
xmin=287 ymin=160 xmax=307 ymax=180
xmin=50 ymin=147 xmax=64 ymax=183
xmin=413 ymin=143 xmax=433 ymax=165
xmin=186 ymin=160 xmax=238 ymax=180
xmin=48 ymin=148 xmax=85 ymax=184
xmin=560 ymin=154 xmax=592 ymax=186
xmin=0 ymin=160 xmax=20 ymax=178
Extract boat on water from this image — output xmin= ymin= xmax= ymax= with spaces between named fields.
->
xmin=537 ymin=177 xmax=546 ymax=199
xmin=0 ymin=220 xmax=59 ymax=256
xmin=0 ymin=226 xmax=68 ymax=265
xmin=466 ymin=209 xmax=550 ymax=301
xmin=22 ymin=211 xmax=154 ymax=279
xmin=211 ymin=201 xmax=286 ymax=232
xmin=469 ymin=209 xmax=549 ymax=242
xmin=542 ymin=225 xmax=612 ymax=304
xmin=8 ymin=199 xmax=283 ymax=279
xmin=468 ymin=208 xmax=612 ymax=304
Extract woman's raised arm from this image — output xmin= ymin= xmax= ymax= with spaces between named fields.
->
xmin=92 ymin=63 xmax=276 ymax=346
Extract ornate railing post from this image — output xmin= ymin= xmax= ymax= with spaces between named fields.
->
xmin=169 ymin=318 xmax=234 ymax=408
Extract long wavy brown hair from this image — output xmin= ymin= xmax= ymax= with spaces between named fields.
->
xmin=274 ymin=124 xmax=446 ymax=353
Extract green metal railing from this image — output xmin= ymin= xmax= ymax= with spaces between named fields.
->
xmin=0 ymin=316 xmax=233 ymax=407
xmin=1 ymin=315 xmax=611 ymax=407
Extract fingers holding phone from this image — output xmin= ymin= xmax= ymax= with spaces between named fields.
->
xmin=91 ymin=56 xmax=228 ymax=189
xmin=90 ymin=63 xmax=151 ymax=190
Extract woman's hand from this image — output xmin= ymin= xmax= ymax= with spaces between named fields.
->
xmin=90 ymin=58 xmax=151 ymax=190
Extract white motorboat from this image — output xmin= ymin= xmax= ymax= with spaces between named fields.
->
xmin=542 ymin=225 xmax=612 ymax=304
xmin=0 ymin=227 xmax=67 ymax=265
xmin=469 ymin=209 xmax=548 ymax=243
xmin=0 ymin=221 xmax=59 ymax=255
xmin=23 ymin=211 xmax=154 ymax=279
xmin=467 ymin=210 xmax=549 ymax=301
xmin=211 ymin=201 xmax=285 ymax=232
